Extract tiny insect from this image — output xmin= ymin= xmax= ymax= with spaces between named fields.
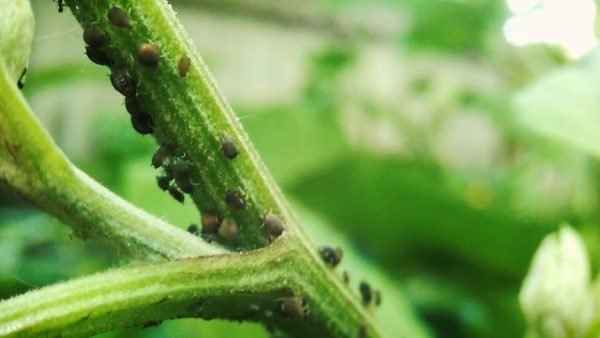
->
xmin=110 ymin=69 xmax=136 ymax=98
xmin=151 ymin=147 xmax=165 ymax=168
xmin=318 ymin=246 xmax=342 ymax=267
xmin=175 ymin=175 xmax=193 ymax=194
xmin=342 ymin=271 xmax=350 ymax=284
xmin=17 ymin=68 xmax=26 ymax=90
xmin=201 ymin=211 xmax=219 ymax=233
xmin=172 ymin=158 xmax=190 ymax=175
xmin=358 ymin=324 xmax=367 ymax=338
xmin=263 ymin=213 xmax=284 ymax=237
xmin=131 ymin=113 xmax=153 ymax=135
xmin=178 ymin=55 xmax=191 ymax=77
xmin=218 ymin=217 xmax=239 ymax=240
xmin=359 ymin=281 xmax=372 ymax=306
xmin=374 ymin=290 xmax=382 ymax=307
xmin=107 ymin=7 xmax=132 ymax=29
xmin=281 ymin=296 xmax=304 ymax=317
xmin=137 ymin=43 xmax=160 ymax=68
xmin=83 ymin=25 xmax=107 ymax=48
xmin=86 ymin=46 xmax=112 ymax=66
xmin=187 ymin=224 xmax=198 ymax=234
xmin=225 ymin=189 xmax=246 ymax=210
xmin=156 ymin=175 xmax=171 ymax=191
xmin=168 ymin=186 xmax=185 ymax=204
xmin=220 ymin=133 xmax=239 ymax=159
xmin=55 ymin=0 xmax=64 ymax=13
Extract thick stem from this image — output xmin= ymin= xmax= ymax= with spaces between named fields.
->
xmin=0 ymin=61 xmax=223 ymax=259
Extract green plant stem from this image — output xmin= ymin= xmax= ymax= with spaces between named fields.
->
xmin=0 ymin=237 xmax=384 ymax=338
xmin=0 ymin=61 xmax=223 ymax=259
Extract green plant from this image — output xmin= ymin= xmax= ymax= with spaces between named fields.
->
xmin=0 ymin=1 xmax=428 ymax=337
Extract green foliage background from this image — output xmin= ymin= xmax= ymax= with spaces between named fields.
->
xmin=2 ymin=0 xmax=599 ymax=337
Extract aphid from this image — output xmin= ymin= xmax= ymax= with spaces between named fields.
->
xmin=263 ymin=213 xmax=284 ymax=237
xmin=131 ymin=113 xmax=153 ymax=135
xmin=374 ymin=290 xmax=382 ymax=307
xmin=178 ymin=55 xmax=191 ymax=77
xmin=342 ymin=271 xmax=350 ymax=284
xmin=137 ymin=43 xmax=160 ymax=68
xmin=156 ymin=175 xmax=171 ymax=191
xmin=125 ymin=96 xmax=140 ymax=116
xmin=168 ymin=186 xmax=185 ymax=204
xmin=107 ymin=7 xmax=132 ymax=29
xmin=281 ymin=296 xmax=304 ymax=318
xmin=358 ymin=324 xmax=367 ymax=338
xmin=318 ymin=246 xmax=342 ymax=267
xmin=55 ymin=0 xmax=64 ymax=13
xmin=218 ymin=217 xmax=239 ymax=240
xmin=201 ymin=211 xmax=219 ymax=233
xmin=151 ymin=147 xmax=165 ymax=168
xmin=220 ymin=133 xmax=239 ymax=159
xmin=83 ymin=25 xmax=107 ymax=48
xmin=172 ymin=158 xmax=190 ymax=174
xmin=17 ymin=68 xmax=26 ymax=89
xmin=225 ymin=189 xmax=246 ymax=210
xmin=187 ymin=224 xmax=198 ymax=234
xmin=175 ymin=175 xmax=193 ymax=194
xmin=86 ymin=46 xmax=112 ymax=66
xmin=359 ymin=282 xmax=372 ymax=306
xmin=110 ymin=69 xmax=136 ymax=98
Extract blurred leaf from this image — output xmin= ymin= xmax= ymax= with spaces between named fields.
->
xmin=514 ymin=49 xmax=600 ymax=160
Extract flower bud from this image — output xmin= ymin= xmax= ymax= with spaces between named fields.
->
xmin=519 ymin=226 xmax=594 ymax=338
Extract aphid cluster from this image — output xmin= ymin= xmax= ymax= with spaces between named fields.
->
xmin=186 ymin=211 xmax=240 ymax=242
xmin=318 ymin=246 xmax=343 ymax=267
xmin=152 ymin=144 xmax=195 ymax=204
xmin=358 ymin=281 xmax=382 ymax=308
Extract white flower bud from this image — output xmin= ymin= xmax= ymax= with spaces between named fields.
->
xmin=519 ymin=226 xmax=594 ymax=338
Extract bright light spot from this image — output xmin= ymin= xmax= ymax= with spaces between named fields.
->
xmin=504 ymin=0 xmax=598 ymax=59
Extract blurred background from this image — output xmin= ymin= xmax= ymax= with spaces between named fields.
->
xmin=2 ymin=0 xmax=600 ymax=337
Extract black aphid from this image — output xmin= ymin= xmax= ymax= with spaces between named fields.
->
xmin=168 ymin=186 xmax=184 ymax=204
xmin=319 ymin=246 xmax=342 ymax=267
xmin=172 ymin=158 xmax=190 ymax=174
xmin=225 ymin=190 xmax=246 ymax=210
xmin=281 ymin=296 xmax=304 ymax=318
xmin=55 ymin=0 xmax=64 ymax=13
xmin=187 ymin=224 xmax=199 ymax=234
xmin=264 ymin=213 xmax=284 ymax=237
xmin=17 ymin=68 xmax=26 ymax=89
xmin=178 ymin=56 xmax=191 ymax=77
xmin=358 ymin=324 xmax=367 ymax=338
xmin=201 ymin=211 xmax=219 ymax=233
xmin=220 ymin=133 xmax=239 ymax=159
xmin=374 ymin=290 xmax=382 ymax=307
xmin=110 ymin=69 xmax=136 ymax=98
xmin=151 ymin=147 xmax=165 ymax=168
xmin=359 ymin=282 xmax=372 ymax=306
xmin=83 ymin=25 xmax=107 ymax=48
xmin=107 ymin=7 xmax=132 ymax=29
xmin=156 ymin=175 xmax=171 ymax=191
xmin=218 ymin=218 xmax=239 ymax=240
xmin=131 ymin=113 xmax=153 ymax=135
xmin=86 ymin=46 xmax=112 ymax=66
xmin=137 ymin=43 xmax=160 ymax=68
xmin=175 ymin=175 xmax=193 ymax=194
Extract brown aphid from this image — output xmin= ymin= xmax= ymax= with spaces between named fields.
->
xmin=178 ymin=56 xmax=191 ymax=77
xmin=264 ymin=213 xmax=284 ymax=237
xmin=168 ymin=186 xmax=184 ymax=204
xmin=201 ymin=211 xmax=219 ymax=233
xmin=374 ymin=290 xmax=382 ymax=307
xmin=86 ymin=46 xmax=112 ymax=66
xmin=225 ymin=189 xmax=246 ymax=210
xmin=318 ymin=246 xmax=342 ymax=267
xmin=107 ymin=7 xmax=132 ymax=29
xmin=218 ymin=218 xmax=239 ymax=240
xmin=281 ymin=296 xmax=304 ymax=317
xmin=156 ymin=175 xmax=171 ymax=191
xmin=220 ymin=133 xmax=239 ymax=159
xmin=137 ymin=43 xmax=160 ymax=68
xmin=83 ymin=25 xmax=107 ymax=48
xmin=359 ymin=281 xmax=372 ymax=306
xmin=131 ymin=113 xmax=153 ymax=135
xmin=358 ymin=324 xmax=367 ymax=338
xmin=110 ymin=69 xmax=136 ymax=98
